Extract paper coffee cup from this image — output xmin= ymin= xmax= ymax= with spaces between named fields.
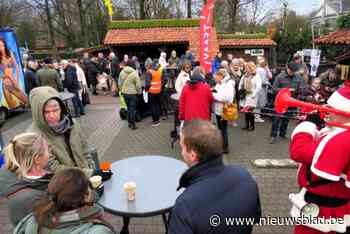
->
xmin=123 ymin=181 xmax=136 ymax=201
xmin=89 ymin=176 xmax=102 ymax=189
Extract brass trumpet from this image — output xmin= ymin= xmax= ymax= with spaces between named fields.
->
xmin=275 ymin=88 xmax=350 ymax=129
xmin=240 ymin=88 xmax=350 ymax=129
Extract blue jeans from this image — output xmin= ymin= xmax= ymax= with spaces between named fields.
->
xmin=123 ymin=94 xmax=138 ymax=126
xmin=270 ymin=110 xmax=294 ymax=137
xmin=72 ymin=91 xmax=84 ymax=117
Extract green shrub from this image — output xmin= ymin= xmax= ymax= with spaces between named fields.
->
xmin=31 ymin=52 xmax=77 ymax=60
xmin=337 ymin=13 xmax=350 ymax=29
xmin=218 ymin=33 xmax=267 ymax=39
xmin=109 ymin=19 xmax=200 ymax=29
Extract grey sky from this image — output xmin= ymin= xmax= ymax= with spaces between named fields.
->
xmin=269 ymin=0 xmax=322 ymax=15
xmin=289 ymin=0 xmax=322 ymax=15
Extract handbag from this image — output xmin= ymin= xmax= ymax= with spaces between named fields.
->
xmin=222 ymin=102 xmax=238 ymax=121
xmin=82 ymin=87 xmax=90 ymax=106
xmin=97 ymin=74 xmax=108 ymax=90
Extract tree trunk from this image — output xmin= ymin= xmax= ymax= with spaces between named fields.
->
xmin=77 ymin=0 xmax=88 ymax=47
xmin=231 ymin=0 xmax=239 ymax=33
xmin=44 ymin=0 xmax=57 ymax=56
xmin=187 ymin=0 xmax=192 ymax=18
xmin=139 ymin=0 xmax=146 ymax=19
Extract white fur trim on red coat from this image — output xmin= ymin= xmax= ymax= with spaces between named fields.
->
xmin=291 ymin=121 xmax=319 ymax=139
xmin=310 ymin=128 xmax=347 ymax=181
xmin=328 ymin=91 xmax=350 ymax=113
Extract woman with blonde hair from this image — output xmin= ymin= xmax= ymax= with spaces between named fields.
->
xmin=213 ymin=69 xmax=235 ymax=154
xmin=238 ymin=62 xmax=262 ymax=131
xmin=14 ymin=168 xmax=116 ymax=234
xmin=175 ymin=61 xmax=191 ymax=95
xmin=0 ymin=132 xmax=52 ymax=226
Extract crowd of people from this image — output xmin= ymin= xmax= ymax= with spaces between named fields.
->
xmin=0 ymin=47 xmax=349 ymax=234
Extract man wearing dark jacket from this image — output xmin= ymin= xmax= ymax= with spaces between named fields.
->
xmin=36 ymin=58 xmax=63 ymax=91
xmin=62 ymin=60 xmax=85 ymax=117
xmin=83 ymin=53 xmax=99 ymax=95
xmin=270 ymin=62 xmax=304 ymax=144
xmin=169 ymin=120 xmax=261 ymax=234
xmin=24 ymin=60 xmax=39 ymax=94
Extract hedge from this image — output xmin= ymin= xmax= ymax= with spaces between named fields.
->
xmin=337 ymin=13 xmax=350 ymax=29
xmin=109 ymin=19 xmax=200 ymax=29
xmin=31 ymin=52 xmax=77 ymax=60
xmin=218 ymin=33 xmax=267 ymax=39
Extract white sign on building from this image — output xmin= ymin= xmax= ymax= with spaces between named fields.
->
xmin=250 ymin=49 xmax=264 ymax=56
xmin=310 ymin=49 xmax=321 ymax=77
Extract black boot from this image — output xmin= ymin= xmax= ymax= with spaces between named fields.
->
xmin=242 ymin=114 xmax=250 ymax=130
xmin=223 ymin=145 xmax=229 ymax=154
xmin=130 ymin=123 xmax=137 ymax=130
xmin=248 ymin=114 xmax=255 ymax=131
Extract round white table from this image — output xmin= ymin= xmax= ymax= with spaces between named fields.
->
xmin=98 ymin=155 xmax=188 ymax=234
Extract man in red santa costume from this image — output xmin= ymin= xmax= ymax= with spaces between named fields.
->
xmin=289 ymin=85 xmax=350 ymax=234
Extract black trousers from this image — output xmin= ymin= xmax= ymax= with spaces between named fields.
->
xmin=244 ymin=112 xmax=255 ymax=129
xmin=216 ymin=115 xmax=228 ymax=149
xmin=149 ymin=93 xmax=161 ymax=123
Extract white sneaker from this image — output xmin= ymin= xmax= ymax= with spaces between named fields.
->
xmin=255 ymin=117 xmax=265 ymax=123
xmin=152 ymin=121 xmax=160 ymax=127
xmin=231 ymin=121 xmax=238 ymax=127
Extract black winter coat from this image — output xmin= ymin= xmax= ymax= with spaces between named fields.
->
xmin=168 ymin=156 xmax=261 ymax=234
xmin=110 ymin=57 xmax=120 ymax=79
xmin=24 ymin=68 xmax=39 ymax=94
xmin=63 ymin=65 xmax=80 ymax=92
xmin=83 ymin=58 xmax=98 ymax=86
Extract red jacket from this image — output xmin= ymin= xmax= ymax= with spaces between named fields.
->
xmin=289 ymin=122 xmax=350 ymax=233
xmin=290 ymin=123 xmax=350 ymax=199
xmin=179 ymin=81 xmax=214 ymax=121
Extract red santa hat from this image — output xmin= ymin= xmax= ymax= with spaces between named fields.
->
xmin=327 ymin=86 xmax=350 ymax=112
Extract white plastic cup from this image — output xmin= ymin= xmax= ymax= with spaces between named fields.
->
xmin=89 ymin=175 xmax=102 ymax=189
xmin=123 ymin=181 xmax=136 ymax=201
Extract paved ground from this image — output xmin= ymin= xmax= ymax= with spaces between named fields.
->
xmin=0 ymin=93 xmax=298 ymax=234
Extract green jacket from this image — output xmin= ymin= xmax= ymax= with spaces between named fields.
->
xmin=14 ymin=204 xmax=115 ymax=234
xmin=28 ymin=87 xmax=95 ymax=177
xmin=0 ymin=169 xmax=51 ymax=226
xmin=36 ymin=66 xmax=63 ymax=92
xmin=118 ymin=66 xmax=141 ymax=95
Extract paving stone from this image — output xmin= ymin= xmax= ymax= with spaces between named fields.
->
xmin=0 ymin=94 xmax=300 ymax=234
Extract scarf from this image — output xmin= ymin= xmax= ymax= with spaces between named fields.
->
xmin=244 ymin=74 xmax=253 ymax=93
xmin=48 ymin=115 xmax=72 ymax=135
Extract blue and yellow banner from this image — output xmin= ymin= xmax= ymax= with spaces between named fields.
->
xmin=0 ymin=28 xmax=28 ymax=110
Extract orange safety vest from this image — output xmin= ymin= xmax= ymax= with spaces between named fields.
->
xmin=149 ymin=69 xmax=162 ymax=94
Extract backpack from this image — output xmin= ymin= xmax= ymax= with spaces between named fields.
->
xmin=119 ymin=108 xmax=127 ymax=120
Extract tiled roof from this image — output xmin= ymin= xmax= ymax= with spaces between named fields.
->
xmin=218 ymin=38 xmax=277 ymax=47
xmin=104 ymin=27 xmax=199 ymax=45
xmin=314 ymin=30 xmax=350 ymax=45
